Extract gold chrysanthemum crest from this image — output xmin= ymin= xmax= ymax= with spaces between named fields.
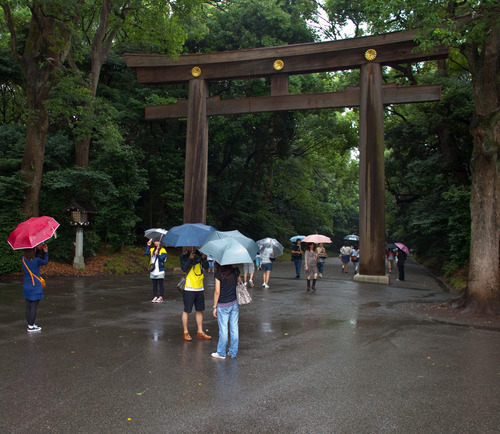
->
xmin=191 ymin=66 xmax=202 ymax=77
xmin=273 ymin=59 xmax=284 ymax=70
xmin=364 ymin=49 xmax=377 ymax=61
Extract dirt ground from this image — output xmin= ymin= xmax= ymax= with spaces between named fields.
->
xmin=398 ymin=302 xmax=500 ymax=331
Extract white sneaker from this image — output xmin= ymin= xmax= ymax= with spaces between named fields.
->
xmin=248 ymin=280 xmax=254 ymax=287
xmin=211 ymin=352 xmax=226 ymax=359
xmin=27 ymin=325 xmax=41 ymax=332
xmin=244 ymin=282 xmax=248 ymax=286
xmin=156 ymin=297 xmax=163 ymax=303
xmin=261 ymin=283 xmax=265 ymax=287
xmin=264 ymin=284 xmax=269 ymax=289
xmin=151 ymin=297 xmax=158 ymax=303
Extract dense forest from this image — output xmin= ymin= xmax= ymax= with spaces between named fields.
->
xmin=0 ymin=1 xmax=498 ymax=311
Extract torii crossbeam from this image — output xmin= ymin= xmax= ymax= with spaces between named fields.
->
xmin=124 ymin=29 xmax=448 ymax=284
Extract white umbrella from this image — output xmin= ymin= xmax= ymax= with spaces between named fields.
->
xmin=256 ymin=237 xmax=284 ymax=257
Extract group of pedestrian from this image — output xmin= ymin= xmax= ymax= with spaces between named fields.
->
xmin=18 ymin=234 xmax=408 ymax=364
xmin=146 ymin=238 xmax=239 ymax=358
xmin=339 ymin=241 xmax=359 ymax=274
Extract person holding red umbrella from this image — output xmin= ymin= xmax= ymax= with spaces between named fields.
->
xmin=22 ymin=244 xmax=49 ymax=332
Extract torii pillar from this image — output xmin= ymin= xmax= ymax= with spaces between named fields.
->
xmin=184 ymin=79 xmax=209 ymax=224
xmin=354 ymin=63 xmax=389 ymax=284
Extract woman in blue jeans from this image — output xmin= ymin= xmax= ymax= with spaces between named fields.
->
xmin=212 ymin=264 xmax=242 ymax=359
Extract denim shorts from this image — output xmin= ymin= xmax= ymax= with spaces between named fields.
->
xmin=261 ymin=263 xmax=272 ymax=271
xmin=183 ymin=290 xmax=205 ymax=313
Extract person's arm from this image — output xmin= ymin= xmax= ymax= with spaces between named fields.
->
xmin=213 ymin=278 xmax=221 ymax=318
xmin=39 ymin=244 xmax=49 ymax=266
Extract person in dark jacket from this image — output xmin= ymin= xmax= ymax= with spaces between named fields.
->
xmin=397 ymin=248 xmax=407 ymax=281
xmin=291 ymin=239 xmax=303 ymax=279
xmin=22 ymin=244 xmax=48 ymax=332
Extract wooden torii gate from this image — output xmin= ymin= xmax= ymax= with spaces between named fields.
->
xmin=124 ymin=30 xmax=448 ymax=284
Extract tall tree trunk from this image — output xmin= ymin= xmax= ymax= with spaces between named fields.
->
xmin=463 ymin=23 xmax=500 ymax=313
xmin=21 ymin=69 xmax=50 ymax=216
xmin=75 ymin=0 xmax=116 ymax=168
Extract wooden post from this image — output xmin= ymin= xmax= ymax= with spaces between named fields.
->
xmin=355 ymin=63 xmax=389 ymax=284
xmin=183 ymin=79 xmax=209 ymax=224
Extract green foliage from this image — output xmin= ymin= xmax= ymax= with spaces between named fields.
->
xmin=0 ymin=172 xmax=26 ymax=274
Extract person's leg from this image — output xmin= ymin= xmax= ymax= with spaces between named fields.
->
xmin=228 ymin=304 xmax=239 ymax=357
xmin=25 ymin=299 xmax=39 ymax=326
xmin=294 ymin=259 xmax=300 ymax=277
xmin=182 ymin=291 xmax=194 ymax=337
xmin=266 ymin=270 xmax=271 ymax=285
xmin=216 ymin=306 xmax=229 ymax=357
xmin=248 ymin=263 xmax=255 ymax=286
xmin=195 ymin=310 xmax=203 ymax=333
xmin=182 ymin=312 xmax=190 ymax=334
xmin=152 ymin=279 xmax=158 ymax=298
xmin=398 ymin=262 xmax=404 ymax=280
xmin=158 ymin=279 xmax=164 ymax=298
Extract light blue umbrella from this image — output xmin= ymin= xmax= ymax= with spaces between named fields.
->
xmin=204 ymin=230 xmax=259 ymax=259
xmin=290 ymin=235 xmax=306 ymax=243
xmin=163 ymin=223 xmax=216 ymax=247
xmin=200 ymin=237 xmax=258 ymax=265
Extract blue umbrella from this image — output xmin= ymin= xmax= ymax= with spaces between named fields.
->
xmin=163 ymin=223 xmax=216 ymax=247
xmin=290 ymin=235 xmax=306 ymax=243
xmin=200 ymin=237 xmax=258 ymax=265
xmin=204 ymin=230 xmax=259 ymax=259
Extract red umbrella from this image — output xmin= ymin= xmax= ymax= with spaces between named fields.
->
xmin=302 ymin=234 xmax=333 ymax=244
xmin=7 ymin=216 xmax=60 ymax=250
xmin=395 ymin=242 xmax=410 ymax=255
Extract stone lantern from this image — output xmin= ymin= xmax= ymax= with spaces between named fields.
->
xmin=63 ymin=202 xmax=96 ymax=269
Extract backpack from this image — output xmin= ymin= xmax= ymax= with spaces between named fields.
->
xmin=180 ymin=252 xmax=192 ymax=273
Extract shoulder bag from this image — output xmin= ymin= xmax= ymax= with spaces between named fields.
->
xmin=22 ymin=257 xmax=46 ymax=289
xmin=236 ymin=281 xmax=252 ymax=305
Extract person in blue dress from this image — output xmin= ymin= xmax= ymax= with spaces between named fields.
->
xmin=22 ymin=244 xmax=48 ymax=332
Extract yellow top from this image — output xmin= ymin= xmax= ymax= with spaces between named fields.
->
xmin=185 ymin=263 xmax=204 ymax=291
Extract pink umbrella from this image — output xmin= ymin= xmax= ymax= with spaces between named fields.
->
xmin=7 ymin=216 xmax=60 ymax=250
xmin=395 ymin=243 xmax=410 ymax=255
xmin=302 ymin=234 xmax=332 ymax=244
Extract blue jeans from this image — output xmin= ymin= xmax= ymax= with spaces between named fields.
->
xmin=293 ymin=258 xmax=302 ymax=276
xmin=216 ymin=303 xmax=239 ymax=357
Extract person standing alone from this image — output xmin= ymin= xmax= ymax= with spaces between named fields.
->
xmin=145 ymin=238 xmax=167 ymax=302
xmin=291 ymin=240 xmax=303 ymax=279
xmin=22 ymin=244 xmax=48 ymax=332
xmin=396 ymin=248 xmax=407 ymax=281
xmin=305 ymin=243 xmax=318 ymax=291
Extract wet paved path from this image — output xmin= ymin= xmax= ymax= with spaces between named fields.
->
xmin=1 ymin=258 xmax=499 ymax=433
